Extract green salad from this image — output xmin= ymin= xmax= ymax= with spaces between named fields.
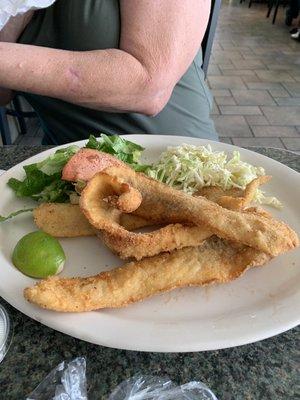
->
xmin=0 ymin=134 xmax=281 ymax=222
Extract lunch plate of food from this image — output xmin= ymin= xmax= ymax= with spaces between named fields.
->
xmin=0 ymin=134 xmax=299 ymax=352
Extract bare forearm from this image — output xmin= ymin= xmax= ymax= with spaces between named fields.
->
xmin=0 ymin=0 xmax=209 ymax=114
xmin=0 ymin=12 xmax=34 ymax=105
xmin=0 ymin=42 xmax=171 ymax=114
xmin=0 ymin=29 xmax=14 ymax=105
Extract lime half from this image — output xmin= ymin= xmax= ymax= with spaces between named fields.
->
xmin=12 ymin=231 xmax=66 ymax=278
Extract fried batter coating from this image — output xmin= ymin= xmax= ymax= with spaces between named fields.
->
xmin=101 ymin=224 xmax=211 ymax=260
xmin=120 ymin=214 xmax=151 ymax=230
xmin=34 ymin=202 xmax=283 ymax=262
xmin=33 ymin=202 xmax=210 ymax=260
xmin=80 ymin=167 xmax=299 ymax=257
xmin=33 ymin=203 xmax=152 ymax=237
xmin=33 ymin=174 xmax=298 ymax=260
xmin=196 ymin=176 xmax=271 ymax=211
xmin=24 ymin=237 xmax=271 ymax=312
xmin=33 ymin=177 xmax=270 ymax=238
xmin=33 ymin=203 xmax=95 ymax=237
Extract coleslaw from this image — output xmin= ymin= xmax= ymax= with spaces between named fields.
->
xmin=147 ymin=144 xmax=282 ymax=208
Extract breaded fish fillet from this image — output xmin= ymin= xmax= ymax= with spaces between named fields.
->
xmin=80 ymin=168 xmax=299 ymax=257
xmin=196 ymin=176 xmax=271 ymax=211
xmin=33 ymin=203 xmax=283 ymax=261
xmin=101 ymin=223 xmax=211 ymax=260
xmin=33 ymin=203 xmax=211 ymax=259
xmin=33 ymin=203 xmax=150 ymax=237
xmin=24 ymin=237 xmax=271 ymax=312
xmin=33 ymin=176 xmax=271 ymax=238
xmin=33 ymin=203 xmax=95 ymax=237
xmin=33 ymin=175 xmax=298 ymax=260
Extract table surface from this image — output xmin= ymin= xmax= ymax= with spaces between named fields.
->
xmin=0 ymin=145 xmax=299 ymax=400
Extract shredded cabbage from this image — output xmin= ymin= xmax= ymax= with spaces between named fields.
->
xmin=147 ymin=144 xmax=282 ymax=209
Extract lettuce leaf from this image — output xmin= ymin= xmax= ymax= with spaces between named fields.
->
xmin=7 ymin=146 xmax=78 ymax=202
xmin=35 ymin=145 xmax=79 ymax=176
xmin=85 ymin=134 xmax=150 ymax=172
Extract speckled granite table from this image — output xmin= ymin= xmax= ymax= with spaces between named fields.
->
xmin=0 ymin=146 xmax=299 ymax=400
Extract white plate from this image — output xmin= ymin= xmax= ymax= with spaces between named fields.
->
xmin=0 ymin=135 xmax=299 ymax=352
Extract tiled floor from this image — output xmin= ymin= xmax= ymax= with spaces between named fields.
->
xmin=13 ymin=0 xmax=300 ymax=151
xmin=208 ymin=0 xmax=300 ymax=150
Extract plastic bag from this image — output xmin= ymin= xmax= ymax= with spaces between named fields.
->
xmin=0 ymin=0 xmax=56 ymax=30
xmin=26 ymin=357 xmax=87 ymax=400
xmin=26 ymin=357 xmax=218 ymax=400
xmin=109 ymin=375 xmax=218 ymax=400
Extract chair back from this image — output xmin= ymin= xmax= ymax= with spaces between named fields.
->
xmin=202 ymin=0 xmax=222 ymax=76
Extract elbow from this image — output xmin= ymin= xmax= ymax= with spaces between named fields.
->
xmin=140 ymin=92 xmax=170 ymax=116
xmin=137 ymin=74 xmax=174 ymax=117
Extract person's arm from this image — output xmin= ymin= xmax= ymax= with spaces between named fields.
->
xmin=0 ymin=11 xmax=34 ymax=106
xmin=0 ymin=0 xmax=210 ymax=115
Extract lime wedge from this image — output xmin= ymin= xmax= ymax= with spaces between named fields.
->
xmin=12 ymin=231 xmax=66 ymax=278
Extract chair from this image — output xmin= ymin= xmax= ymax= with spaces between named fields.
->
xmin=202 ymin=0 xmax=222 ymax=77
xmin=248 ymin=0 xmax=267 ymax=9
xmin=0 ymin=106 xmax=11 ymax=145
xmin=0 ymin=1 xmax=221 ymax=145
xmin=0 ymin=96 xmax=37 ymax=145
xmin=266 ymin=0 xmax=289 ymax=24
xmin=266 ymin=0 xmax=281 ymax=23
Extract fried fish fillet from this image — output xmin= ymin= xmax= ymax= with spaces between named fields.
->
xmin=119 ymin=176 xmax=271 ymax=228
xmin=33 ymin=203 xmax=151 ymax=237
xmin=33 ymin=175 xmax=271 ymax=237
xmin=196 ymin=176 xmax=271 ymax=211
xmin=33 ymin=202 xmax=210 ymax=259
xmin=101 ymin=223 xmax=211 ymax=260
xmin=33 ymin=176 xmax=271 ymax=238
xmin=33 ymin=175 xmax=298 ymax=260
xmin=101 ymin=205 xmax=298 ymax=260
xmin=103 ymin=176 xmax=276 ymax=259
xmin=24 ymin=236 xmax=271 ymax=312
xmin=33 ymin=202 xmax=282 ymax=261
xmin=32 ymin=201 xmax=210 ymax=259
xmin=80 ymin=167 xmax=299 ymax=257
xmin=33 ymin=203 xmax=95 ymax=237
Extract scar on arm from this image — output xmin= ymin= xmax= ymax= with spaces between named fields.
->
xmin=67 ymin=67 xmax=82 ymax=93
xmin=69 ymin=67 xmax=80 ymax=79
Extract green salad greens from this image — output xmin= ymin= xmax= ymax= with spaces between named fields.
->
xmin=7 ymin=145 xmax=79 ymax=203
xmin=0 ymin=134 xmax=281 ymax=223
xmin=0 ymin=134 xmax=149 ymax=221
xmin=7 ymin=134 xmax=148 ymax=204
xmin=86 ymin=134 xmax=149 ymax=172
